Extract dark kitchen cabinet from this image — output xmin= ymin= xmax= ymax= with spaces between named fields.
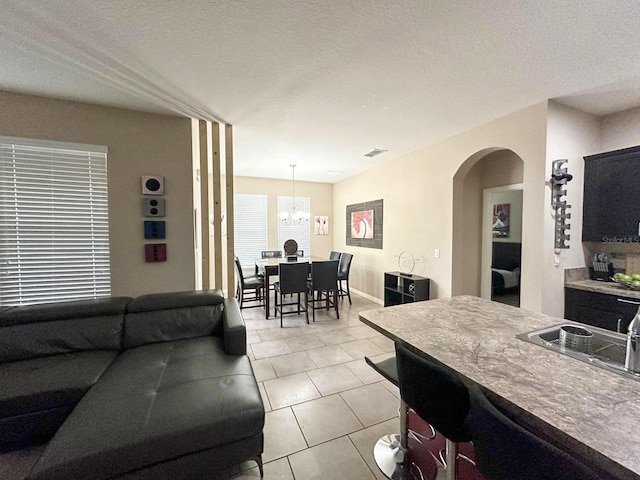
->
xmin=565 ymin=287 xmax=640 ymax=332
xmin=384 ymin=272 xmax=430 ymax=307
xmin=582 ymin=145 xmax=640 ymax=242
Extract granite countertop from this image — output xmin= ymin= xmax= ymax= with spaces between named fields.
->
xmin=360 ymin=296 xmax=640 ymax=480
xmin=565 ymin=267 xmax=640 ymax=299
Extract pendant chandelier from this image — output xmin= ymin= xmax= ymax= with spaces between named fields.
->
xmin=279 ymin=164 xmax=309 ymax=225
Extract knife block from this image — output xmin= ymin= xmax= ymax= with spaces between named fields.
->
xmin=589 ymin=262 xmax=614 ymax=281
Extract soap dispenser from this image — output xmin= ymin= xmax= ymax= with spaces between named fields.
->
xmin=625 ymin=308 xmax=640 ymax=374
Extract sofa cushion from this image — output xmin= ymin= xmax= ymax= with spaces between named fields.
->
xmin=0 ymin=297 xmax=130 ymax=362
xmin=0 ymin=350 xmax=119 ymax=419
xmin=29 ymin=336 xmax=264 ymax=480
xmin=123 ymin=290 xmax=225 ymax=349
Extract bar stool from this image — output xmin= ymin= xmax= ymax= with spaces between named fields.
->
xmin=395 ymin=342 xmax=472 ymax=480
xmin=464 ymin=386 xmax=601 ymax=480
xmin=366 ymin=351 xmax=466 ymax=480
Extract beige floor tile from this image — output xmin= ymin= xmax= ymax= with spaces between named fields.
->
xmin=269 ymin=351 xmax=318 ymax=377
xmin=263 ymin=373 xmax=321 ymax=409
xmin=319 ymin=329 xmax=358 ymax=345
xmin=368 ymin=335 xmax=396 ymax=352
xmin=288 ymin=436 xmax=376 ymax=480
xmin=257 ymin=327 xmax=291 ymax=342
xmin=340 ymin=382 xmax=399 ymax=427
xmin=283 ymin=334 xmax=326 ymax=352
xmin=251 ymin=358 xmax=277 ymax=382
xmin=340 ymin=339 xmax=385 ymax=359
xmin=345 ymin=358 xmax=385 ymax=384
xmin=227 ymin=457 xmax=294 ymax=479
xmin=258 ymin=382 xmax=272 ymax=412
xmin=262 ymin=408 xmax=308 ymax=463
xmin=307 ymin=344 xmax=354 ymax=368
xmin=345 ymin=325 xmax=382 ymax=340
xmin=291 ymin=394 xmax=363 ymax=447
xmin=307 ymin=364 xmax=364 ymax=396
xmin=348 ymin=418 xmax=399 ymax=480
xmin=380 ymin=380 xmax=400 ymax=399
xmin=246 ymin=332 xmax=261 ymax=344
xmin=251 ymin=339 xmax=292 ymax=359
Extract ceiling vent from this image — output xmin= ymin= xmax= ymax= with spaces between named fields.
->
xmin=364 ymin=148 xmax=387 ymax=158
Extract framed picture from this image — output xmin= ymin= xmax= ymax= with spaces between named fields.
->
xmin=346 ymin=199 xmax=383 ymax=249
xmin=492 ymin=203 xmax=510 ymax=238
xmin=314 ymin=216 xmax=329 ymax=235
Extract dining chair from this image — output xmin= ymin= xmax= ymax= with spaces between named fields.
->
xmin=234 ymin=256 xmax=264 ymax=309
xmin=464 ymin=385 xmax=600 ymax=480
xmin=329 ymin=251 xmax=341 ymax=261
xmin=274 ymin=261 xmax=309 ymax=327
xmin=283 ymin=238 xmax=298 ymax=256
xmin=261 ymin=251 xmax=282 ymax=258
xmin=337 ymin=252 xmax=353 ymax=304
xmin=307 ymin=260 xmax=339 ymax=321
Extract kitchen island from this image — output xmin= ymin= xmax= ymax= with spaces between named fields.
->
xmin=359 ymin=295 xmax=640 ymax=480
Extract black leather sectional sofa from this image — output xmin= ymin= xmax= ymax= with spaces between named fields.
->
xmin=0 ymin=290 xmax=265 ymax=479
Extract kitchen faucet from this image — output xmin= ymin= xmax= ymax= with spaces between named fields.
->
xmin=625 ymin=308 xmax=640 ymax=374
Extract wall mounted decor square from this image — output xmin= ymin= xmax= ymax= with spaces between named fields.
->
xmin=314 ymin=216 xmax=329 ymax=235
xmin=346 ymin=199 xmax=383 ymax=249
xmin=492 ymin=203 xmax=510 ymax=238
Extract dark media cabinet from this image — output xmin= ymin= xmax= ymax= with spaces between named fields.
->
xmin=384 ymin=271 xmax=430 ymax=307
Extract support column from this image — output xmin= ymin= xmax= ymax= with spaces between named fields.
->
xmin=198 ymin=120 xmax=210 ymax=290
xmin=211 ymin=123 xmax=223 ymax=289
xmin=225 ymin=124 xmax=235 ymax=298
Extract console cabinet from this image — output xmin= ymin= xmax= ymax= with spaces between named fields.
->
xmin=582 ymin=145 xmax=640 ymax=242
xmin=384 ymin=272 xmax=430 ymax=307
xmin=564 ymin=287 xmax=640 ymax=332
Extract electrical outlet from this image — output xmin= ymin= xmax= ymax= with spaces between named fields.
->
xmin=434 ymin=248 xmax=440 ymax=258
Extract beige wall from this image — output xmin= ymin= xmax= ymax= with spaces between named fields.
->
xmin=600 ymin=105 xmax=640 ymax=152
xmin=0 ymin=91 xmax=195 ymax=297
xmin=334 ymin=103 xmax=549 ymax=310
xmin=232 ymin=176 xmax=334 ymax=257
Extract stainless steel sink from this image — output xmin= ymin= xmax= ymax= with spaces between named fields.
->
xmin=516 ymin=323 xmax=640 ymax=382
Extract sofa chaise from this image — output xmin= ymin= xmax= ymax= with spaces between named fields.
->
xmin=0 ymin=290 xmax=264 ymax=479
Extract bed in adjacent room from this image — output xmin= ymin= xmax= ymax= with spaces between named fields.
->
xmin=491 ymin=242 xmax=521 ymax=297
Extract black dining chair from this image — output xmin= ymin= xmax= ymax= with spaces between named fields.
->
xmin=337 ymin=252 xmax=353 ymax=304
xmin=307 ymin=260 xmax=339 ymax=321
xmin=329 ymin=251 xmax=341 ymax=261
xmin=261 ymin=250 xmax=282 ymax=258
xmin=274 ymin=261 xmax=309 ymax=327
xmin=234 ymin=256 xmax=264 ymax=309
xmin=464 ymin=386 xmax=601 ymax=480
xmin=395 ymin=342 xmax=473 ymax=480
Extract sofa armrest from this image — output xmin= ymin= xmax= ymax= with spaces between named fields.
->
xmin=223 ymin=298 xmax=247 ymax=355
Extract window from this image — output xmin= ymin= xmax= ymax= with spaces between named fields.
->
xmin=234 ymin=193 xmax=268 ymax=271
xmin=277 ymin=196 xmax=311 ymax=256
xmin=0 ymin=137 xmax=110 ymax=306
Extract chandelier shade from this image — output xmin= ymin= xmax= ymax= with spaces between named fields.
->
xmin=279 ymin=164 xmax=309 ymax=225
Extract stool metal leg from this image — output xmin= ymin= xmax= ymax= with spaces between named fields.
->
xmin=373 ymin=400 xmax=410 ymax=478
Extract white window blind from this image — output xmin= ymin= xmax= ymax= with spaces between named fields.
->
xmin=0 ymin=137 xmax=110 ymax=306
xmin=234 ymin=193 xmax=268 ymax=272
xmin=277 ymin=196 xmax=311 ymax=256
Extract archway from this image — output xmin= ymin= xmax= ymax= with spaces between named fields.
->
xmin=452 ymin=148 xmax=525 ymax=298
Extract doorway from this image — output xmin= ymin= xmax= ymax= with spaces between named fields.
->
xmin=481 ymin=185 xmax=523 ymax=306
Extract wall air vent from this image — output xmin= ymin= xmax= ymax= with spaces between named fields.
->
xmin=363 ymin=148 xmax=387 ymax=158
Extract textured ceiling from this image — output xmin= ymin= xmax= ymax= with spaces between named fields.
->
xmin=2 ymin=0 xmax=640 ymax=183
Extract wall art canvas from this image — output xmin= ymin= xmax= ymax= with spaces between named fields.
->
xmin=351 ymin=210 xmax=374 ymax=239
xmin=346 ymin=199 xmax=383 ymax=249
xmin=314 ymin=216 xmax=329 ymax=235
xmin=492 ymin=203 xmax=510 ymax=238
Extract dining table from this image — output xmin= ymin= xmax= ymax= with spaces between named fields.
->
xmin=359 ymin=295 xmax=640 ymax=480
xmin=255 ymin=256 xmax=325 ymax=319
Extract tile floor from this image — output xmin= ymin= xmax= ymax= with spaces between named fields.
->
xmin=0 ymin=293 xmax=442 ymax=480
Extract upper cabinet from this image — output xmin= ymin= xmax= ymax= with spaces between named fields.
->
xmin=582 ymin=145 xmax=640 ymax=242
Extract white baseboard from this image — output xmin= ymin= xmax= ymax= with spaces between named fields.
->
xmin=351 ymin=287 xmax=384 ymax=305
